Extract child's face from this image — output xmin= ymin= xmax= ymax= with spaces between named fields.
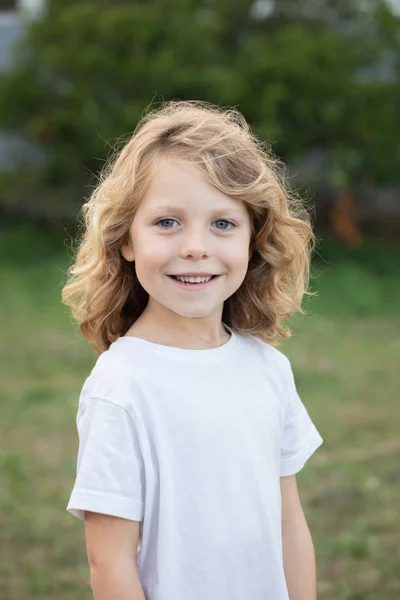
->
xmin=121 ymin=156 xmax=253 ymax=324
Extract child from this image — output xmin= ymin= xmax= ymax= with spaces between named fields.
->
xmin=63 ymin=100 xmax=323 ymax=600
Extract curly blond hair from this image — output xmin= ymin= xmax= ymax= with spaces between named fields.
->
xmin=62 ymin=100 xmax=317 ymax=355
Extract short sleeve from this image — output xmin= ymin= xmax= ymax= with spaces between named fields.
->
xmin=280 ymin=361 xmax=323 ymax=477
xmin=66 ymin=397 xmax=145 ymax=521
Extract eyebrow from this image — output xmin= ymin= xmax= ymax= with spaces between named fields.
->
xmin=147 ymin=204 xmax=246 ymax=218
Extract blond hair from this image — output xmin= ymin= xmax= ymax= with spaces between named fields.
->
xmin=62 ymin=100 xmax=317 ymax=355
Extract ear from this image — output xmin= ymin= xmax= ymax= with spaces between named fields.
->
xmin=120 ymin=237 xmax=135 ymax=262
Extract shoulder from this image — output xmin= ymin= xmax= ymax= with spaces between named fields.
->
xmin=234 ymin=333 xmax=295 ymax=402
xmin=242 ymin=333 xmax=292 ymax=376
xmin=79 ymin=339 xmax=149 ymax=412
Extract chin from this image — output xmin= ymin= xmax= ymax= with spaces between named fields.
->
xmin=167 ymin=306 xmax=216 ymax=319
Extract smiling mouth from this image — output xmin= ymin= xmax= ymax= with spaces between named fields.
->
xmin=167 ymin=274 xmax=221 ymax=285
xmin=168 ymin=275 xmax=219 ymax=281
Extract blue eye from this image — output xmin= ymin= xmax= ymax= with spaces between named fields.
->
xmin=157 ymin=218 xmax=177 ymax=229
xmin=214 ymin=219 xmax=235 ymax=230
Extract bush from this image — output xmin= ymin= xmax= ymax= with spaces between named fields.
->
xmin=0 ymin=0 xmax=399 ymax=229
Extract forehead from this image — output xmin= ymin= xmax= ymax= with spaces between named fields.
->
xmin=139 ymin=156 xmax=249 ymax=216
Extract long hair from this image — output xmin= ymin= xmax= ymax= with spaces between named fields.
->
xmin=62 ymin=100 xmax=317 ymax=355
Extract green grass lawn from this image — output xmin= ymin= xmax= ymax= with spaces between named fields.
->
xmin=1 ymin=227 xmax=399 ymax=599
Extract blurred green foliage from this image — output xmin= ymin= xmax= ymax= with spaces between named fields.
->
xmin=0 ymin=0 xmax=399 ymax=227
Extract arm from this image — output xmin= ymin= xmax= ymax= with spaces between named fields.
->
xmin=280 ymin=475 xmax=317 ymax=600
xmin=84 ymin=511 xmax=146 ymax=600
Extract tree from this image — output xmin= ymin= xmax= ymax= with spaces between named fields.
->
xmin=0 ymin=0 xmax=399 ymax=237
xmin=232 ymin=0 xmax=400 ymax=243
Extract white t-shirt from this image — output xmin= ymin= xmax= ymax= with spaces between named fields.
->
xmin=67 ymin=323 xmax=323 ymax=600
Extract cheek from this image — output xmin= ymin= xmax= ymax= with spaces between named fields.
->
xmin=136 ymin=235 xmax=172 ymax=268
xmin=224 ymin=241 xmax=251 ymax=267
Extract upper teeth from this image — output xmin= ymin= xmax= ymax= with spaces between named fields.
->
xmin=176 ymin=275 xmax=212 ymax=283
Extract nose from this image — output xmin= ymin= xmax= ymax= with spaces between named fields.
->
xmin=179 ymin=227 xmax=210 ymax=259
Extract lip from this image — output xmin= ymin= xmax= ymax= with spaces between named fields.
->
xmin=168 ymin=273 xmax=218 ymax=277
xmin=167 ymin=274 xmax=222 ymax=291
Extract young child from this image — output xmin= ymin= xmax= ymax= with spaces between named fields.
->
xmin=63 ymin=100 xmax=323 ymax=600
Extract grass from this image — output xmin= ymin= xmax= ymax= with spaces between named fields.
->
xmin=1 ymin=226 xmax=399 ymax=599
